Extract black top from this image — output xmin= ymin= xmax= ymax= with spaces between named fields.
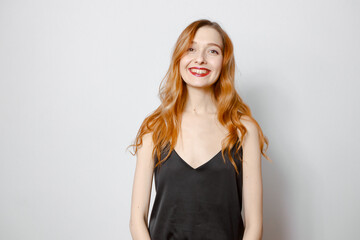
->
xmin=148 ymin=144 xmax=244 ymax=240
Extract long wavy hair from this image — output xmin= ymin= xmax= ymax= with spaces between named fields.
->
xmin=127 ymin=19 xmax=271 ymax=175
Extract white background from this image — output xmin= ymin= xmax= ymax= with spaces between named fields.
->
xmin=0 ymin=0 xmax=359 ymax=239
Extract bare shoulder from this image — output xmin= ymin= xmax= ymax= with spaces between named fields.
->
xmin=137 ymin=132 xmax=155 ymax=165
xmin=140 ymin=132 xmax=154 ymax=150
xmin=237 ymin=115 xmax=259 ymax=140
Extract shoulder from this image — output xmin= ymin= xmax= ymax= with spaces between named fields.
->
xmin=141 ymin=132 xmax=154 ymax=146
xmin=137 ymin=132 xmax=155 ymax=159
xmin=237 ymin=115 xmax=259 ymax=139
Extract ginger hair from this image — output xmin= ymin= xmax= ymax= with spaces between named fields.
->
xmin=127 ymin=19 xmax=271 ymax=175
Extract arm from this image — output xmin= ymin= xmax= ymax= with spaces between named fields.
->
xmin=129 ymin=133 xmax=155 ymax=240
xmin=239 ymin=116 xmax=263 ymax=240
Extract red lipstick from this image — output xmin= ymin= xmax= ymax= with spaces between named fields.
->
xmin=188 ymin=67 xmax=211 ymax=77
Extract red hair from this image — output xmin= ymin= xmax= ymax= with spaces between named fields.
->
xmin=127 ymin=19 xmax=271 ymax=175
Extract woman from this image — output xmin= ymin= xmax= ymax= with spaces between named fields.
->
xmin=128 ymin=19 xmax=271 ymax=240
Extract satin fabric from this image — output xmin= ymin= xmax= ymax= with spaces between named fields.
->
xmin=148 ymin=145 xmax=244 ymax=240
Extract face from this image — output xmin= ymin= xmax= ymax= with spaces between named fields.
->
xmin=179 ymin=26 xmax=224 ymax=88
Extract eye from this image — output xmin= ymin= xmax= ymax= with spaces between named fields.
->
xmin=210 ymin=49 xmax=219 ymax=54
xmin=188 ymin=47 xmax=194 ymax=52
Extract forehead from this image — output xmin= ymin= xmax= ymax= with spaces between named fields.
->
xmin=191 ymin=26 xmax=223 ymax=49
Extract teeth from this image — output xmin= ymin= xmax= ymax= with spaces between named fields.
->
xmin=190 ymin=68 xmax=209 ymax=74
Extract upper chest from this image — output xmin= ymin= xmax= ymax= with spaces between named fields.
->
xmin=174 ymin=113 xmax=229 ymax=169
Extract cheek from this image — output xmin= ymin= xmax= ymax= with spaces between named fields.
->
xmin=179 ymin=57 xmax=190 ymax=68
xmin=213 ymin=58 xmax=223 ymax=71
xmin=179 ymin=59 xmax=189 ymax=77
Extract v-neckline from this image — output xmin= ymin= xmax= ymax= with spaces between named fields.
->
xmin=173 ymin=148 xmax=222 ymax=170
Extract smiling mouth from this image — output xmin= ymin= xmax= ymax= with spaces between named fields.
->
xmin=189 ymin=68 xmax=211 ymax=77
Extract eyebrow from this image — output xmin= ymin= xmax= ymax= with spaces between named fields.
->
xmin=191 ymin=41 xmax=223 ymax=50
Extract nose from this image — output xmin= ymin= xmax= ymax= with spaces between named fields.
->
xmin=194 ymin=50 xmax=206 ymax=64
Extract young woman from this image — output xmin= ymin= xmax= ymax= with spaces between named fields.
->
xmin=128 ymin=19 xmax=271 ymax=240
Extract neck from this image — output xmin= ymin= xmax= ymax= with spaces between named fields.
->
xmin=183 ymin=85 xmax=217 ymax=115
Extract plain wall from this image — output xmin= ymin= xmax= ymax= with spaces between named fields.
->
xmin=0 ymin=0 xmax=359 ymax=239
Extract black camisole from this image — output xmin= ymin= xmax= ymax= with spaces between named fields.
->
xmin=148 ymin=144 xmax=244 ymax=240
